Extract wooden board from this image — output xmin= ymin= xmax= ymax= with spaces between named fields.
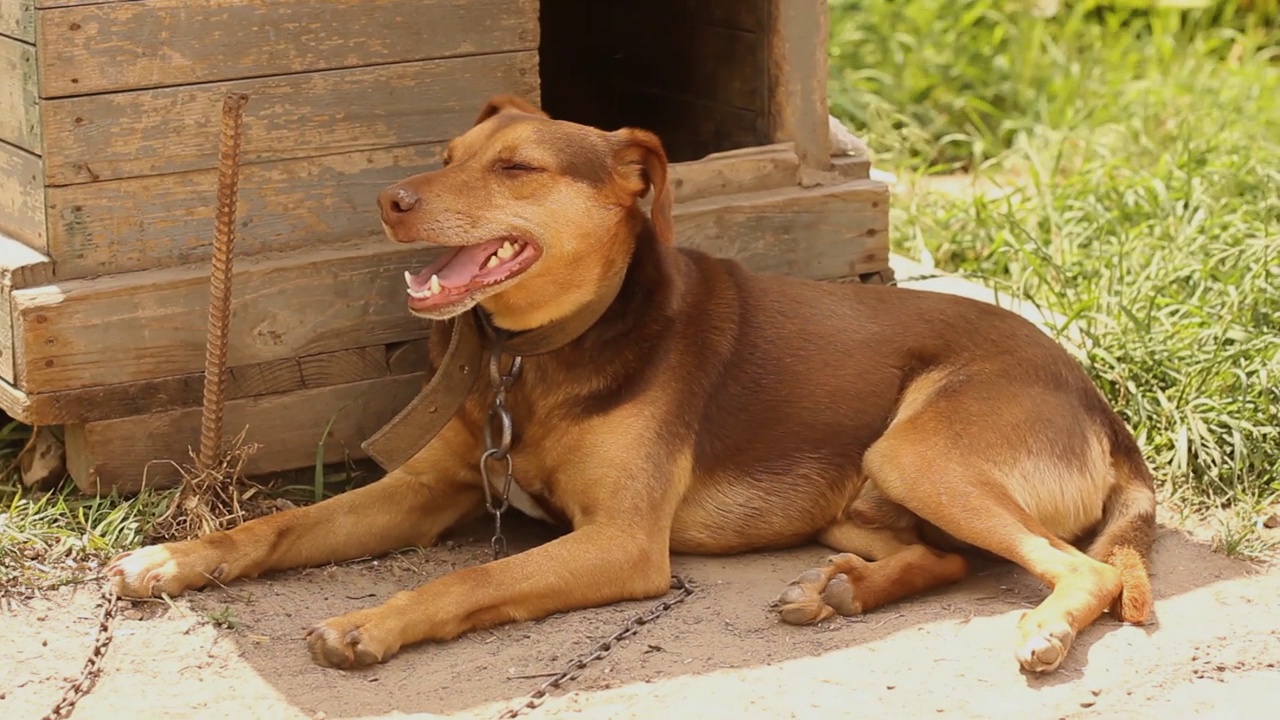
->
xmin=0 ymin=35 xmax=38 ymax=152
xmin=666 ymin=142 xmax=798 ymax=204
xmin=47 ymin=143 xmax=444 ymax=279
xmin=23 ymin=345 xmax=396 ymax=425
xmin=64 ymin=373 xmax=425 ymax=494
xmin=672 ymin=180 xmax=889 ymax=280
xmin=41 ymin=51 xmax=540 ymax=185
xmin=0 ymin=0 xmax=33 ymax=42
xmin=36 ymin=0 xmax=538 ymax=97
xmin=12 ymin=239 xmax=442 ymax=393
xmin=0 ymin=140 xmax=44 ymax=250
xmin=13 ymin=178 xmax=890 ymax=394
xmin=766 ymin=0 xmax=831 ymax=170
xmin=0 ymin=233 xmax=52 ymax=382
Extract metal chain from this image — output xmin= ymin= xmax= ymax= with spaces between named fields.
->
xmin=497 ymin=575 xmax=695 ymax=719
xmin=479 ymin=336 xmax=523 ymax=561
xmin=42 ymin=582 xmax=120 ymax=720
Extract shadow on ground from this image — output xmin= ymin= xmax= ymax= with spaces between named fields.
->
xmin=4 ymin=514 xmax=1277 ymax=720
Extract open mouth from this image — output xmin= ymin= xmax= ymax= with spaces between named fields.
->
xmin=404 ymin=237 xmax=540 ymax=312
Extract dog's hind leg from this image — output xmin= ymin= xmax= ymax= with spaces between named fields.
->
xmin=773 ymin=519 xmax=969 ymax=625
xmin=859 ymin=409 xmax=1128 ymax=674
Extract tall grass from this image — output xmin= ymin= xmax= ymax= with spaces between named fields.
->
xmin=829 ymin=0 xmax=1280 ymax=522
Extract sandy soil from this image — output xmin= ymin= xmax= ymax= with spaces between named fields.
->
xmin=4 ymin=508 xmax=1278 ymax=720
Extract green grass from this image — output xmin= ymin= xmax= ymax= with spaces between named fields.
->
xmin=830 ymin=0 xmax=1280 ymax=546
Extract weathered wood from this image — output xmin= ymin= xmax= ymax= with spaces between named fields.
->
xmin=766 ymin=0 xmax=831 ymax=170
xmin=667 ymin=143 xmax=798 ymax=204
xmin=47 ymin=142 xmax=445 ymax=279
xmin=41 ymin=51 xmax=540 ymax=186
xmin=0 ymin=234 xmax=52 ymax=382
xmin=12 ymin=240 xmax=439 ymax=393
xmin=0 ymin=0 xmax=33 ymax=43
xmin=36 ymin=0 xmax=538 ymax=97
xmin=831 ymin=154 xmax=872 ymax=180
xmin=0 ymin=36 xmax=38 ymax=152
xmin=20 ymin=346 xmax=396 ymax=425
xmin=672 ymin=179 xmax=889 ymax=280
xmin=0 ymin=233 xmax=52 ymax=288
xmin=0 ymin=374 xmax=30 ymax=420
xmin=15 ymin=177 xmax=889 ymax=394
xmin=64 ymin=373 xmax=425 ymax=494
xmin=0 ymin=140 xmax=44 ymax=251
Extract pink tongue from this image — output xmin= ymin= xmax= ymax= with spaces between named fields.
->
xmin=435 ymin=242 xmax=498 ymax=288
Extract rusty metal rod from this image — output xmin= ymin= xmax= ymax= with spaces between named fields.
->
xmin=198 ymin=92 xmax=249 ymax=472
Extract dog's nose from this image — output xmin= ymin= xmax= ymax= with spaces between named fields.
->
xmin=378 ymin=185 xmax=420 ymax=220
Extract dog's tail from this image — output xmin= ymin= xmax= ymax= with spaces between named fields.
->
xmin=1086 ymin=431 xmax=1157 ymax=624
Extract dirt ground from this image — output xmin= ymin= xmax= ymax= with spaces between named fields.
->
xmin=4 ymin=506 xmax=1278 ymax=720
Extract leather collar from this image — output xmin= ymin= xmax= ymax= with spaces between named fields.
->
xmin=361 ymin=268 xmax=627 ymax=470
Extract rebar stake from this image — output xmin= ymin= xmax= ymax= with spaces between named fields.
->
xmin=198 ymin=92 xmax=249 ymax=473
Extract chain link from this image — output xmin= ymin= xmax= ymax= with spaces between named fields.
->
xmin=42 ymin=581 xmax=119 ymax=720
xmin=497 ymin=575 xmax=695 ymax=719
xmin=479 ymin=337 xmax=523 ymax=561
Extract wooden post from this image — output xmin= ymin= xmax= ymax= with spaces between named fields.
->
xmin=766 ymin=0 xmax=832 ymax=171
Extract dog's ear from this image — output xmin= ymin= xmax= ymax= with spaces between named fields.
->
xmin=612 ymin=128 xmax=674 ymax=246
xmin=474 ymin=94 xmax=549 ymax=126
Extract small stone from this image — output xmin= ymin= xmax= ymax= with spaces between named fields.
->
xmin=886 ymin=685 xmax=896 ymax=690
xmin=122 ymin=609 xmax=143 ymax=620
xmin=1263 ymin=512 xmax=1280 ymax=529
xmin=1080 ymin=700 xmax=1096 ymax=708
xmin=1091 ymin=688 xmax=1103 ymax=697
xmin=312 ymin=713 xmax=327 ymax=720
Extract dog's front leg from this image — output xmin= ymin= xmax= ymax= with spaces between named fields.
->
xmin=305 ymin=522 xmax=671 ymax=668
xmin=107 ymin=426 xmax=480 ymax=598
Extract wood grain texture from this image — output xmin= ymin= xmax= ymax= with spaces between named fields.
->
xmin=42 ymin=51 xmax=540 ymax=185
xmin=22 ymin=346 xmax=395 ymax=424
xmin=0 ymin=0 xmax=34 ymax=42
xmin=46 ymin=143 xmax=444 ymax=279
xmin=0 ymin=233 xmax=48 ymax=383
xmin=666 ymin=142 xmax=798 ymax=204
xmin=0 ymin=140 xmax=44 ymax=250
xmin=766 ymin=0 xmax=831 ymax=170
xmin=673 ymin=179 xmax=890 ymax=280
xmin=14 ymin=177 xmax=889 ymax=394
xmin=64 ymin=373 xmax=425 ymax=494
xmin=0 ymin=373 xmax=29 ymax=420
xmin=0 ymin=36 xmax=37 ymax=152
xmin=36 ymin=0 xmax=538 ymax=97
xmin=12 ymin=240 xmax=442 ymax=392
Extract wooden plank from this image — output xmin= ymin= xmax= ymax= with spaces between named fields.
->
xmin=41 ymin=51 xmax=540 ymax=186
xmin=0 ymin=232 xmax=52 ymax=288
xmin=666 ymin=142 xmax=798 ymax=204
xmin=36 ymin=0 xmax=538 ymax=97
xmin=766 ymin=0 xmax=831 ymax=170
xmin=0 ymin=0 xmax=34 ymax=42
xmin=11 ymin=239 xmax=442 ymax=393
xmin=672 ymin=179 xmax=890 ymax=281
xmin=14 ymin=177 xmax=889 ymax=394
xmin=0 ymin=374 xmax=31 ymax=421
xmin=0 ymin=233 xmax=52 ymax=383
xmin=0 ymin=140 xmax=44 ymax=250
xmin=22 ymin=346 xmax=394 ymax=425
xmin=65 ymin=373 xmax=425 ymax=494
xmin=0 ymin=35 xmax=38 ymax=152
xmin=46 ymin=143 xmax=445 ymax=279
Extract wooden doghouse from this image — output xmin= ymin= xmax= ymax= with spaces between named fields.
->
xmin=0 ymin=0 xmax=891 ymax=493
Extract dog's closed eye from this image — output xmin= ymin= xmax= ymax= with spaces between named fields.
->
xmin=498 ymin=160 xmax=541 ymax=174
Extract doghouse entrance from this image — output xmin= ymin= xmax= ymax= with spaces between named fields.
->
xmin=538 ymin=0 xmax=772 ymax=163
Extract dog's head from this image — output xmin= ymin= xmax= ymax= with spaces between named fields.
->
xmin=377 ymin=94 xmax=672 ymax=329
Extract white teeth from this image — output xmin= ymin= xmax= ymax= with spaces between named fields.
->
xmin=429 ymin=274 xmax=441 ymax=293
xmin=486 ymin=255 xmax=501 ymax=269
xmin=404 ymin=270 xmax=413 ymax=287
xmin=404 ymin=270 xmax=443 ymax=300
xmin=496 ymin=241 xmax=515 ymax=260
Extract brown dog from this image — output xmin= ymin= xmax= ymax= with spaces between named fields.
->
xmin=107 ymin=94 xmax=1156 ymax=675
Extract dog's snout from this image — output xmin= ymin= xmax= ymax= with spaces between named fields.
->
xmin=378 ymin=185 xmax=421 ymax=220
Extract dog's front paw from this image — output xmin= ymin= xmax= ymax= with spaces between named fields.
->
xmin=305 ymin=610 xmax=403 ymax=669
xmin=106 ymin=542 xmax=228 ymax=598
xmin=1015 ymin=614 xmax=1076 ymax=674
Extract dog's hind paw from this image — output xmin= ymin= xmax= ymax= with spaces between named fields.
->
xmin=1015 ymin=616 xmax=1076 ymax=674
xmin=306 ymin=610 xmax=402 ymax=669
xmin=772 ymin=557 xmax=867 ymax=625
